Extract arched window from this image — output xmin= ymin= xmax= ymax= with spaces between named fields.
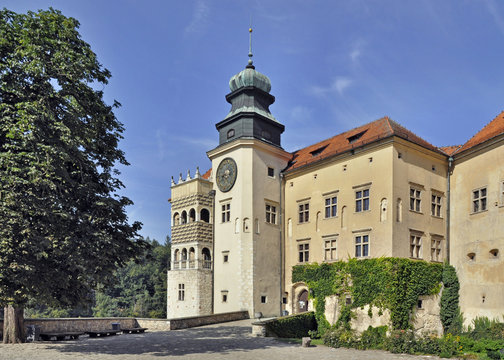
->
xmin=189 ymin=247 xmax=195 ymax=260
xmin=181 ymin=248 xmax=187 ymax=260
xmin=174 ymin=249 xmax=180 ymax=261
xmin=380 ymin=198 xmax=387 ymax=222
xmin=173 ymin=212 xmax=180 ymax=226
xmin=200 ymin=208 xmax=210 ymax=223
xmin=243 ymin=218 xmax=250 ymax=232
xmin=181 ymin=211 xmax=187 ymax=224
xmin=189 ymin=208 xmax=196 ymax=223
xmin=202 ymin=248 xmax=212 ymax=270
xmin=341 ymin=206 xmax=347 ymax=228
xmin=396 ymin=198 xmax=402 ymax=223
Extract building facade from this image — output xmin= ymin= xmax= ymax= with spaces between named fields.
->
xmin=167 ymin=60 xmax=504 ymax=325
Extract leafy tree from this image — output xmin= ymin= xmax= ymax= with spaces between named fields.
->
xmin=0 ymin=8 xmax=146 ymax=343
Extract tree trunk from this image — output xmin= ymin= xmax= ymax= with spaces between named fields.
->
xmin=3 ymin=305 xmax=25 ymax=344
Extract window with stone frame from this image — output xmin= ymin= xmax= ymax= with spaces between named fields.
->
xmin=410 ymin=232 xmax=422 ymax=259
xmin=324 ymin=238 xmax=337 ymax=261
xmin=431 ymin=193 xmax=442 ymax=217
xmin=325 ymin=196 xmax=338 ymax=218
xmin=410 ymin=188 xmax=422 ymax=212
xmin=431 ymin=236 xmax=442 ymax=262
xmin=221 ymin=202 xmax=231 ymax=222
xmin=472 ymin=187 xmax=487 ymax=213
xmin=178 ymin=283 xmax=185 ymax=301
xmin=355 ymin=189 xmax=370 ymax=212
xmin=265 ymin=203 xmax=277 ymax=224
xmin=298 ymin=242 xmax=309 ymax=263
xmin=298 ymin=202 xmax=310 ymax=223
xmin=355 ymin=235 xmax=369 ymax=257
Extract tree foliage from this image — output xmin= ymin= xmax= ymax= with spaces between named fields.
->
xmin=440 ymin=262 xmax=462 ymax=334
xmin=0 ymin=6 xmax=146 ymax=335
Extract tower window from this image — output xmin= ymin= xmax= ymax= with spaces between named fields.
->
xmin=221 ymin=203 xmax=231 ymax=223
xmin=268 ymin=167 xmax=274 ymax=177
xmin=178 ymin=284 xmax=185 ymax=301
xmin=221 ymin=291 xmax=228 ymax=303
xmin=227 ymin=129 xmax=235 ymax=139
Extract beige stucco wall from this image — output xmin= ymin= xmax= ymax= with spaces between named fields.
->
xmin=450 ymin=137 xmax=504 ymax=326
xmin=208 ymin=139 xmax=290 ymax=317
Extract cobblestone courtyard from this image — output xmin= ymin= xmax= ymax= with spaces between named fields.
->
xmin=0 ymin=319 xmax=442 ymax=360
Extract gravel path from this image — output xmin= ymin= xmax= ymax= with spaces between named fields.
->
xmin=0 ymin=319 xmax=442 ymax=360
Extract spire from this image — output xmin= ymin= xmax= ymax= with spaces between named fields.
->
xmin=247 ymin=21 xmax=254 ymax=69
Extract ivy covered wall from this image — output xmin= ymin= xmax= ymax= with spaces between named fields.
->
xmin=292 ymin=258 xmax=444 ymax=334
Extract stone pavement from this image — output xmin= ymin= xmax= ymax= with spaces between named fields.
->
xmin=0 ymin=319 xmax=442 ymax=360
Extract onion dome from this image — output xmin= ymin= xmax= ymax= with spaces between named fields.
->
xmin=229 ymin=67 xmax=271 ymax=93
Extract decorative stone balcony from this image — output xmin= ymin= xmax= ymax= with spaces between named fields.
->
xmin=172 ymin=259 xmax=212 ymax=271
xmin=171 ymin=221 xmax=212 ymax=244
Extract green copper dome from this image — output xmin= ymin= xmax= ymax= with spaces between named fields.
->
xmin=229 ymin=67 xmax=271 ymax=93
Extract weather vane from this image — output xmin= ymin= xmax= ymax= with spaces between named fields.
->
xmin=248 ymin=16 xmax=254 ymax=68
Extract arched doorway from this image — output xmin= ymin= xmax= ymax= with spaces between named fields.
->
xmin=298 ymin=289 xmax=309 ymax=313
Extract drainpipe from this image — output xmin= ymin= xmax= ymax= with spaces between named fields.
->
xmin=446 ymin=157 xmax=453 ymax=264
xmin=279 ymin=172 xmax=284 ymax=317
xmin=209 ymin=189 xmax=216 ymax=314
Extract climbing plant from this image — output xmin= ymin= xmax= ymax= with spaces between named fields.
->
xmin=440 ymin=262 xmax=462 ymax=334
xmin=292 ymin=258 xmax=443 ymax=333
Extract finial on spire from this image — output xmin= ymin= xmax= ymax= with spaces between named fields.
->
xmin=247 ymin=17 xmax=255 ymax=69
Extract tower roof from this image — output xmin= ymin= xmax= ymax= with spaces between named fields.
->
xmin=229 ymin=67 xmax=272 ymax=93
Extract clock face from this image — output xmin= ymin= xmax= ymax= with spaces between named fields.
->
xmin=216 ymin=157 xmax=237 ymax=193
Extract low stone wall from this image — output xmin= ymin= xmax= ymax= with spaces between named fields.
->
xmin=0 ymin=311 xmax=249 ymax=337
xmin=168 ymin=311 xmax=249 ymax=330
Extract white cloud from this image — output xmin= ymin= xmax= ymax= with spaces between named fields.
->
xmin=349 ymin=39 xmax=366 ymax=63
xmin=185 ymin=1 xmax=210 ymax=34
xmin=309 ymin=76 xmax=354 ymax=97
xmin=290 ymin=106 xmax=313 ymax=123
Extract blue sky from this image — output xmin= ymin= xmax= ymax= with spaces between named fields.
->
xmin=4 ymin=1 xmax=504 ymax=243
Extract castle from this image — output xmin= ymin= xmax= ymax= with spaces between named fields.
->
xmin=166 ymin=54 xmax=504 ymax=326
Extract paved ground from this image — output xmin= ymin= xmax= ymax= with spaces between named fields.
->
xmin=0 ymin=319 xmax=443 ymax=360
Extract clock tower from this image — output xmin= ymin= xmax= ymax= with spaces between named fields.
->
xmin=207 ymin=35 xmax=291 ymax=317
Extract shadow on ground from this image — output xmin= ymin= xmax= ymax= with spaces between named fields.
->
xmin=45 ymin=324 xmax=293 ymax=357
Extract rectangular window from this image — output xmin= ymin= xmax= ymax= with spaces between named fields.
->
xmin=410 ymin=188 xmax=421 ymax=212
xmin=324 ymin=238 xmax=337 ymax=261
xmin=221 ymin=203 xmax=231 ymax=222
xmin=265 ymin=204 xmax=277 ymax=224
xmin=325 ymin=196 xmax=337 ymax=218
xmin=223 ymin=253 xmax=229 ymax=262
xmin=473 ymin=187 xmax=487 ymax=213
xmin=261 ymin=296 xmax=267 ymax=304
xmin=355 ymin=189 xmax=370 ymax=212
xmin=431 ymin=236 xmax=442 ymax=262
xmin=431 ymin=194 xmax=442 ymax=217
xmin=410 ymin=233 xmax=422 ymax=259
xmin=355 ymin=235 xmax=369 ymax=257
xmin=267 ymin=167 xmax=274 ymax=177
xmin=298 ymin=243 xmax=309 ymax=263
xmin=298 ymin=203 xmax=309 ymax=223
xmin=178 ymin=283 xmax=185 ymax=301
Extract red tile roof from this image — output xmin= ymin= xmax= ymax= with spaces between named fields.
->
xmin=284 ymin=117 xmax=441 ymax=172
xmin=201 ymin=168 xmax=212 ymax=180
xmin=438 ymin=145 xmax=462 ymax=156
xmin=456 ymin=111 xmax=504 ymax=153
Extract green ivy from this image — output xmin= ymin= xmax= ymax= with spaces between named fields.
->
xmin=292 ymin=257 xmax=443 ymax=333
xmin=440 ymin=262 xmax=462 ymax=334
xmin=265 ymin=312 xmax=317 ymax=338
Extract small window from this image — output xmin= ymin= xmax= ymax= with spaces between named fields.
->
xmin=345 ymin=296 xmax=352 ymax=305
xmin=298 ymin=243 xmax=309 ymax=263
xmin=261 ymin=130 xmax=271 ymax=140
xmin=221 ymin=203 xmax=231 ymax=223
xmin=221 ymin=291 xmax=228 ymax=303
xmin=355 ymin=189 xmax=370 ymax=212
xmin=325 ymin=196 xmax=337 ymax=218
xmin=178 ymin=284 xmax=185 ymax=301
xmin=266 ymin=204 xmax=277 ymax=224
xmin=410 ymin=233 xmax=422 ymax=259
xmin=261 ymin=296 xmax=267 ymax=304
xmin=355 ymin=235 xmax=369 ymax=257
xmin=310 ymin=145 xmax=328 ymax=157
xmin=431 ymin=194 xmax=442 ymax=217
xmin=227 ymin=129 xmax=235 ymax=139
xmin=417 ymin=300 xmax=423 ymax=309
xmin=473 ymin=187 xmax=487 ymax=213
xmin=490 ymin=249 xmax=499 ymax=258
xmin=398 ymin=152 xmax=402 ymax=159
xmin=282 ymin=297 xmax=287 ymax=304
xmin=298 ymin=203 xmax=309 ymax=223
xmin=369 ymin=157 xmax=373 ymax=163
xmin=223 ymin=254 xmax=229 ymax=262
xmin=267 ymin=167 xmax=274 ymax=177
xmin=432 ymin=165 xmax=436 ymax=171
xmin=410 ymin=188 xmax=422 ymax=212
xmin=467 ymin=252 xmax=476 ymax=261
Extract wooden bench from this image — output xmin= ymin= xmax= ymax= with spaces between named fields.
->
xmin=86 ymin=329 xmax=121 ymax=338
xmin=121 ymin=327 xmax=148 ymax=334
xmin=40 ymin=332 xmax=84 ymax=341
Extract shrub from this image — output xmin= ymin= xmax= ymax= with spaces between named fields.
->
xmin=441 ymin=263 xmax=462 ymax=335
xmin=322 ymin=328 xmax=358 ymax=348
xmin=413 ymin=333 xmax=441 ymax=355
xmin=265 ymin=312 xmax=317 ymax=338
xmin=439 ymin=333 xmax=461 ymax=358
xmin=384 ymin=329 xmax=415 ymax=354
xmin=358 ymin=325 xmax=388 ymax=350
